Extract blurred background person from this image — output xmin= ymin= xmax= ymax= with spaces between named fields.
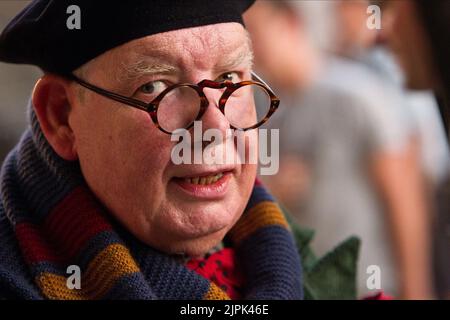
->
xmin=0 ymin=1 xmax=39 ymax=165
xmin=379 ymin=0 xmax=450 ymax=300
xmin=245 ymin=0 xmax=442 ymax=299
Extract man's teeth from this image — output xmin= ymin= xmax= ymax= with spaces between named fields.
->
xmin=185 ymin=173 xmax=224 ymax=185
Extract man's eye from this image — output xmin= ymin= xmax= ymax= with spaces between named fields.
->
xmin=216 ymin=72 xmax=240 ymax=83
xmin=138 ymin=80 xmax=168 ymax=96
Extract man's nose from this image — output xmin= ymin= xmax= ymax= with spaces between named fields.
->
xmin=200 ymin=88 xmax=231 ymax=134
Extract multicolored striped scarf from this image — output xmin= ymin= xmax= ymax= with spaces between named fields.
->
xmin=0 ymin=106 xmax=303 ymax=300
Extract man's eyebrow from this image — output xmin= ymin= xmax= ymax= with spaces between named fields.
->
xmin=116 ymin=42 xmax=254 ymax=82
xmin=118 ymin=58 xmax=178 ymax=82
xmin=215 ymin=48 xmax=254 ymax=72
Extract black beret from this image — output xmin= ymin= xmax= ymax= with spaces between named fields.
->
xmin=0 ymin=0 xmax=255 ymax=75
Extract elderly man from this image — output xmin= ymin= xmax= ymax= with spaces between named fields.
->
xmin=0 ymin=0 xmax=303 ymax=299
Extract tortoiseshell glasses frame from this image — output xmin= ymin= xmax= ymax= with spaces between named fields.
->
xmin=66 ymin=71 xmax=280 ymax=135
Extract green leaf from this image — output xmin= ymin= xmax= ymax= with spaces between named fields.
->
xmin=282 ymin=206 xmax=361 ymax=300
xmin=303 ymin=237 xmax=360 ymax=300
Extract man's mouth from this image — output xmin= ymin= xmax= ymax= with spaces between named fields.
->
xmin=183 ymin=173 xmax=224 ymax=185
xmin=171 ymin=169 xmax=234 ymax=199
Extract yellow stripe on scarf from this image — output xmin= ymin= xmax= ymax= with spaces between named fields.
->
xmin=228 ymin=201 xmax=289 ymax=245
xmin=37 ymin=243 xmax=140 ymax=300
xmin=204 ymin=282 xmax=230 ymax=300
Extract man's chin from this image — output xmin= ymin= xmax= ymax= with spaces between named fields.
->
xmin=171 ymin=201 xmax=240 ymax=233
xmin=167 ymin=228 xmax=229 ymax=259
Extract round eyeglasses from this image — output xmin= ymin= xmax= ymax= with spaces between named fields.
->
xmin=67 ymin=72 xmax=280 ymax=134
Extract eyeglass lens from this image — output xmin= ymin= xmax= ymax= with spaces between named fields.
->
xmin=156 ymin=83 xmax=271 ymax=133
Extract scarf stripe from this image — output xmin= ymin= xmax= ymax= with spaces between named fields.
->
xmin=228 ymin=200 xmax=290 ymax=245
xmin=15 ymin=187 xmax=113 ymax=265
xmin=37 ymin=244 xmax=140 ymax=300
xmin=204 ymin=283 xmax=231 ymax=300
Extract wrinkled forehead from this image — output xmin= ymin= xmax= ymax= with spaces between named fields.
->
xmin=101 ymin=22 xmax=253 ymax=77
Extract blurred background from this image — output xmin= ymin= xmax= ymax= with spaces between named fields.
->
xmin=0 ymin=0 xmax=40 ymax=164
xmin=243 ymin=0 xmax=449 ymax=299
xmin=1 ymin=0 xmax=449 ymax=299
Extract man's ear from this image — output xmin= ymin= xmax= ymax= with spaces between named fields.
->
xmin=32 ymin=74 xmax=78 ymax=161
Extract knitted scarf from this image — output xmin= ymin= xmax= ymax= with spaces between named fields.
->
xmin=0 ymin=105 xmax=303 ymax=300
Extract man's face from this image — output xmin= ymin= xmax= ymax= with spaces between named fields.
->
xmin=66 ymin=23 xmax=258 ymax=257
